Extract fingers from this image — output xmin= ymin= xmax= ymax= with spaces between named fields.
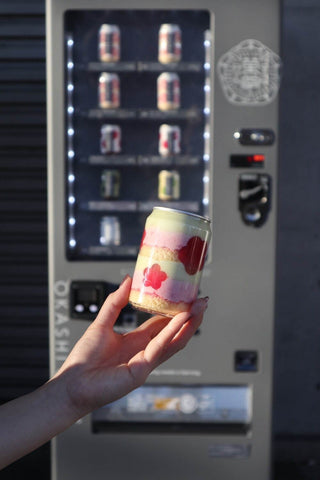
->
xmin=150 ymin=297 xmax=208 ymax=365
xmin=127 ymin=313 xmax=171 ymax=341
xmin=128 ymin=297 xmax=208 ymax=381
xmin=161 ymin=298 xmax=208 ymax=360
xmin=121 ymin=315 xmax=171 ymax=359
xmin=93 ymin=275 xmax=132 ymax=328
xmin=144 ymin=311 xmax=192 ymax=366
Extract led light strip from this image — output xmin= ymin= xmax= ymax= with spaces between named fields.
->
xmin=66 ymin=35 xmax=76 ymax=248
xmin=202 ymin=29 xmax=212 ymax=217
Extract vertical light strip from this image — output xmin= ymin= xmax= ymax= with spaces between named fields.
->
xmin=66 ymin=35 xmax=76 ymax=248
xmin=202 ymin=29 xmax=212 ymax=219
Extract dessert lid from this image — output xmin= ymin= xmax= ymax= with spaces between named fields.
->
xmin=153 ymin=206 xmax=211 ymax=223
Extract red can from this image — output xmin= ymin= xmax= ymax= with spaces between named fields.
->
xmin=159 ymin=124 xmax=181 ymax=156
xmin=99 ymin=24 xmax=120 ymax=63
xmin=157 ymin=72 xmax=180 ymax=111
xmin=158 ymin=24 xmax=181 ymax=64
xmin=100 ymin=124 xmax=121 ymax=154
xmin=99 ymin=72 xmax=120 ymax=109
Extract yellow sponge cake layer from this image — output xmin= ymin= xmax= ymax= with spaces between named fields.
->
xmin=129 ymin=290 xmax=190 ymax=318
xmin=139 ymin=245 xmax=179 ymax=262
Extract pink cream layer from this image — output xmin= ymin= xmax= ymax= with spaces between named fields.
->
xmin=131 ymin=270 xmax=198 ymax=303
xmin=143 ymin=228 xmax=191 ymax=250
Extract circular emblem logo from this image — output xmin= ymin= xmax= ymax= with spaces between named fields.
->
xmin=217 ymin=39 xmax=281 ymax=106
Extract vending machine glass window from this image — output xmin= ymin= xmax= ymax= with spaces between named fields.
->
xmin=64 ymin=10 xmax=211 ymax=260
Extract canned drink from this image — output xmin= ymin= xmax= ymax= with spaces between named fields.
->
xmin=158 ymin=24 xmax=182 ymax=64
xmin=100 ymin=216 xmax=121 ymax=246
xmin=159 ymin=124 xmax=181 ymax=156
xmin=101 ymin=169 xmax=121 ymax=199
xmin=100 ymin=124 xmax=121 ymax=154
xmin=129 ymin=207 xmax=211 ymax=317
xmin=99 ymin=72 xmax=120 ymax=109
xmin=157 ymin=72 xmax=180 ymax=111
xmin=99 ymin=24 xmax=120 ymax=63
xmin=158 ymin=170 xmax=180 ymax=201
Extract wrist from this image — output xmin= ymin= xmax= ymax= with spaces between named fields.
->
xmin=44 ymin=370 xmax=85 ymax=428
xmin=50 ymin=364 xmax=94 ymax=422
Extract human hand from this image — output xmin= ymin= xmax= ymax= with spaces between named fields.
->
xmin=0 ymin=276 xmax=208 ymax=469
xmin=54 ymin=275 xmax=208 ymax=420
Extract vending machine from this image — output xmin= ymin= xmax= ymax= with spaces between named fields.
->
xmin=46 ymin=0 xmax=280 ymax=479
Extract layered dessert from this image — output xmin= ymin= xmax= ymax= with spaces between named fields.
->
xmin=129 ymin=207 xmax=211 ymax=317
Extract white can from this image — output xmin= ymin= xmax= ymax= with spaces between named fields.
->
xmin=157 ymin=72 xmax=180 ymax=111
xmin=100 ymin=124 xmax=121 ymax=154
xmin=100 ymin=216 xmax=121 ymax=246
xmin=99 ymin=24 xmax=120 ymax=63
xmin=158 ymin=24 xmax=181 ymax=64
xmin=159 ymin=124 xmax=181 ymax=156
xmin=99 ymin=72 xmax=120 ymax=109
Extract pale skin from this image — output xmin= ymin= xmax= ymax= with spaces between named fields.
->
xmin=0 ymin=275 xmax=208 ymax=470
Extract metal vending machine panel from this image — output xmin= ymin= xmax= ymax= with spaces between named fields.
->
xmin=46 ymin=1 xmax=280 ymax=479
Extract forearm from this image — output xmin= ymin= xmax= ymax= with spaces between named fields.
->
xmin=0 ymin=374 xmax=79 ymax=470
xmin=0 ymin=279 xmax=207 ymax=471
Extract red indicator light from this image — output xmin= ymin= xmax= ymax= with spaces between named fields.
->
xmin=246 ymin=155 xmax=265 ymax=163
xmin=252 ymin=154 xmax=265 ymax=163
xmin=230 ymin=154 xmax=265 ymax=168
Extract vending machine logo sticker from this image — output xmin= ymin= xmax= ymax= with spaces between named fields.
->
xmin=54 ymin=280 xmax=70 ymax=367
xmin=217 ymin=39 xmax=281 ymax=106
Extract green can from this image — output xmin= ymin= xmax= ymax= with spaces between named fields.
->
xmin=101 ymin=169 xmax=120 ymax=199
xmin=158 ymin=170 xmax=180 ymax=201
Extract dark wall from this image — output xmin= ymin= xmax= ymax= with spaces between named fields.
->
xmin=271 ymin=2 xmax=320 ymax=476
xmin=0 ymin=0 xmax=49 ymax=477
xmin=0 ymin=0 xmax=319 ymax=478
xmin=274 ymin=0 xmax=320 ymax=441
xmin=0 ymin=0 xmax=48 ymax=405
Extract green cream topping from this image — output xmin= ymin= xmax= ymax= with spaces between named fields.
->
xmin=147 ymin=208 xmax=211 ymax=237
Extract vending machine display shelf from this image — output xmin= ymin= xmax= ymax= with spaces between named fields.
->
xmin=87 ymin=61 xmax=137 ymax=72
xmin=138 ymin=61 xmax=203 ymax=73
xmin=85 ymin=155 xmax=137 ymax=166
xmin=137 ymin=155 xmax=201 ymax=166
xmin=86 ymin=108 xmax=202 ymax=120
xmin=86 ymin=61 xmax=203 ymax=73
xmin=87 ymin=109 xmax=137 ymax=120
xmin=84 ymin=201 xmax=138 ymax=212
xmin=82 ymin=200 xmax=200 ymax=213
xmin=86 ymin=245 xmax=139 ymax=257
xmin=64 ymin=9 xmax=211 ymax=262
xmin=139 ymin=108 xmax=201 ymax=120
xmin=85 ymin=154 xmax=202 ymax=167
xmin=138 ymin=200 xmax=199 ymax=212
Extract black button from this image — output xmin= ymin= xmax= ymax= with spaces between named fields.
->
xmin=234 ymin=128 xmax=275 ymax=146
xmin=70 ymin=281 xmax=106 ymax=320
xmin=239 ymin=173 xmax=271 ymax=228
xmin=235 ymin=351 xmax=258 ymax=372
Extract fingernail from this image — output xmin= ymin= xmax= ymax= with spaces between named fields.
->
xmin=120 ymin=274 xmax=131 ymax=287
xmin=191 ymin=297 xmax=209 ymax=315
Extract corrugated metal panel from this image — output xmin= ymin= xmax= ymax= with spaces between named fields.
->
xmin=0 ymin=0 xmax=48 ymax=405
